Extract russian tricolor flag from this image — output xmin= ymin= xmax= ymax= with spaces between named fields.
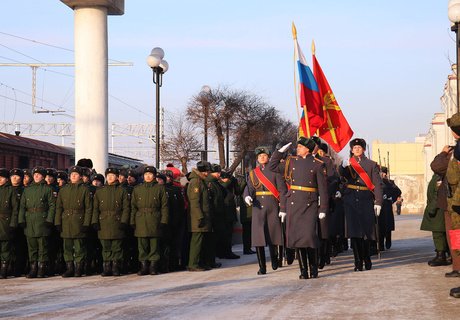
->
xmin=293 ymin=24 xmax=324 ymax=137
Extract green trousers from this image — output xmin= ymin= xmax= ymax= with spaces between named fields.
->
xmin=188 ymin=232 xmax=214 ymax=268
xmin=0 ymin=240 xmax=11 ymax=261
xmin=27 ymin=237 xmax=48 ymax=262
xmin=433 ymin=231 xmax=449 ymax=251
xmin=63 ymin=238 xmax=86 ymax=263
xmin=101 ymin=239 xmax=123 ymax=262
xmin=138 ymin=237 xmax=159 ymax=262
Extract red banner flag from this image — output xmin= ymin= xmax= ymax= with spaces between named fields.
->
xmin=312 ymin=50 xmax=353 ymax=152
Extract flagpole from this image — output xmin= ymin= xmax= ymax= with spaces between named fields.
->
xmin=292 ymin=22 xmax=310 ymax=137
xmin=292 ymin=23 xmax=301 ymax=130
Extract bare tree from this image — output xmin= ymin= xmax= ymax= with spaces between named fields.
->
xmin=161 ymin=114 xmax=203 ymax=173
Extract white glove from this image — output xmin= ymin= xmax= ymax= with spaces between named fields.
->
xmin=383 ymin=194 xmax=387 ymax=200
xmin=387 ymin=197 xmax=393 ymax=201
xmin=244 ymin=196 xmax=253 ymax=206
xmin=278 ymin=142 xmax=292 ymax=153
xmin=319 ymin=212 xmax=326 ymax=220
xmin=342 ymin=159 xmax=349 ymax=167
xmin=374 ymin=205 xmax=381 ymax=216
xmin=335 ymin=191 xmax=341 ymax=199
xmin=279 ymin=211 xmax=287 ymax=223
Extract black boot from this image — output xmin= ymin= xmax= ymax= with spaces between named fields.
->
xmin=137 ymin=261 xmax=149 ymax=276
xmin=27 ymin=262 xmax=38 ymax=278
xmin=298 ymin=249 xmax=308 ymax=279
xmin=385 ymin=232 xmax=392 ymax=249
xmin=277 ymin=246 xmax=284 ymax=267
xmin=351 ymin=238 xmax=363 ymax=271
xmin=0 ymin=261 xmax=8 ymax=279
xmin=269 ymin=245 xmax=279 ymax=270
xmin=256 ymin=247 xmax=266 ymax=275
xmin=307 ymin=248 xmax=318 ymax=278
xmin=62 ymin=261 xmax=74 ymax=278
xmin=74 ymin=262 xmax=84 ymax=277
xmin=363 ymin=240 xmax=372 ymax=270
xmin=428 ymin=251 xmax=449 ymax=266
xmin=112 ymin=261 xmax=121 ymax=276
xmin=150 ymin=261 xmax=159 ymax=275
xmin=319 ymin=241 xmax=326 ymax=270
xmin=37 ymin=262 xmax=48 ymax=278
xmin=286 ymin=248 xmax=295 ymax=265
xmin=101 ymin=261 xmax=112 ymax=277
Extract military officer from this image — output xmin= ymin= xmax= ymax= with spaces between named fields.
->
xmin=269 ymin=138 xmax=328 ymax=279
xmin=18 ymin=166 xmax=56 ymax=278
xmin=9 ymin=168 xmax=28 ymax=276
xmin=187 ymin=161 xmax=213 ymax=272
xmin=0 ymin=169 xmax=18 ymax=279
xmin=130 ymin=166 xmax=168 ymax=276
xmin=55 ymin=165 xmax=92 ymax=277
xmin=92 ymin=168 xmax=130 ymax=276
xmin=339 ymin=138 xmax=383 ymax=272
xmin=245 ymin=146 xmax=287 ymax=275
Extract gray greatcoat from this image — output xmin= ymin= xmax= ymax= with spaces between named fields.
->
xmin=269 ymin=151 xmax=329 ymax=249
xmin=245 ymin=165 xmax=286 ymax=247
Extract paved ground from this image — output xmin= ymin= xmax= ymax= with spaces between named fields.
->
xmin=1 ymin=215 xmax=459 ymax=320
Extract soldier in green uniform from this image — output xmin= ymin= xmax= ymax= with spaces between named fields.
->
xmin=57 ymin=171 xmax=68 ymax=188
xmin=92 ymin=168 xmax=130 ymax=277
xmin=123 ymin=169 xmax=138 ymax=274
xmin=0 ymin=169 xmax=19 ymax=279
xmin=130 ymin=166 xmax=168 ymax=276
xmin=55 ymin=166 xmax=92 ymax=277
xmin=18 ymin=167 xmax=56 ymax=278
xmin=9 ymin=168 xmax=27 ymax=277
xmin=421 ymin=173 xmax=449 ymax=266
xmin=45 ymin=168 xmax=62 ymax=276
xmin=187 ymin=161 xmax=212 ymax=271
xmin=91 ymin=173 xmax=105 ymax=188
xmin=22 ymin=169 xmax=32 ymax=188
xmin=236 ymin=173 xmax=255 ymax=254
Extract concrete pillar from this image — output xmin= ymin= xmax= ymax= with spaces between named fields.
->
xmin=61 ymin=0 xmax=124 ymax=173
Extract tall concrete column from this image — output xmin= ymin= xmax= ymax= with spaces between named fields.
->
xmin=61 ymin=0 xmax=124 ymax=173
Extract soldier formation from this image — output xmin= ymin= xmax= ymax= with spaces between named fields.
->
xmin=0 ymin=159 xmax=246 ymax=279
xmin=0 ymin=137 xmax=403 ymax=282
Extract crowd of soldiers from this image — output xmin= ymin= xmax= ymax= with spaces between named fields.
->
xmin=0 ymin=136 xmax=403 ymax=281
xmin=0 ymin=159 xmax=246 ymax=279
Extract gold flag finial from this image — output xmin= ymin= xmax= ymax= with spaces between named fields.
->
xmin=312 ymin=40 xmax=316 ymax=55
xmin=292 ymin=22 xmax=297 ymax=40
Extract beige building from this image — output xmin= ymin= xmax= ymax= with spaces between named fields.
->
xmin=370 ymin=65 xmax=458 ymax=214
xmin=371 ymin=139 xmax=425 ymax=214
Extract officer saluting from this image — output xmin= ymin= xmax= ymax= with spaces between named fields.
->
xmin=339 ymin=138 xmax=383 ymax=271
xmin=244 ymin=146 xmax=287 ymax=275
xmin=269 ymin=137 xmax=328 ymax=279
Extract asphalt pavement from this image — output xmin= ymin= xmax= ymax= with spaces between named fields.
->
xmin=1 ymin=214 xmax=459 ymax=320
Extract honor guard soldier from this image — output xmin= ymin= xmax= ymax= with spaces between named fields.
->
xmin=0 ymin=169 xmax=19 ymax=279
xmin=269 ymin=138 xmax=328 ymax=279
xmin=92 ymin=168 xmax=130 ymax=277
xmin=55 ymin=166 xmax=92 ymax=277
xmin=130 ymin=166 xmax=168 ymax=276
xmin=187 ymin=161 xmax=213 ymax=271
xmin=9 ymin=168 xmax=28 ymax=277
xmin=339 ymin=138 xmax=383 ymax=271
xmin=244 ymin=146 xmax=287 ymax=275
xmin=18 ymin=167 xmax=56 ymax=278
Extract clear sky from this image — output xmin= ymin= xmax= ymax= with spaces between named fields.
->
xmin=0 ymin=1 xmax=455 ymax=162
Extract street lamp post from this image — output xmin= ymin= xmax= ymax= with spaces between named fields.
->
xmin=147 ymin=47 xmax=169 ymax=168
xmin=449 ymin=0 xmax=460 ymax=113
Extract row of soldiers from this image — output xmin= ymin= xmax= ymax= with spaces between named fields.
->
xmin=0 ymin=159 xmax=251 ymax=279
xmin=239 ymin=136 xmax=401 ymax=279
